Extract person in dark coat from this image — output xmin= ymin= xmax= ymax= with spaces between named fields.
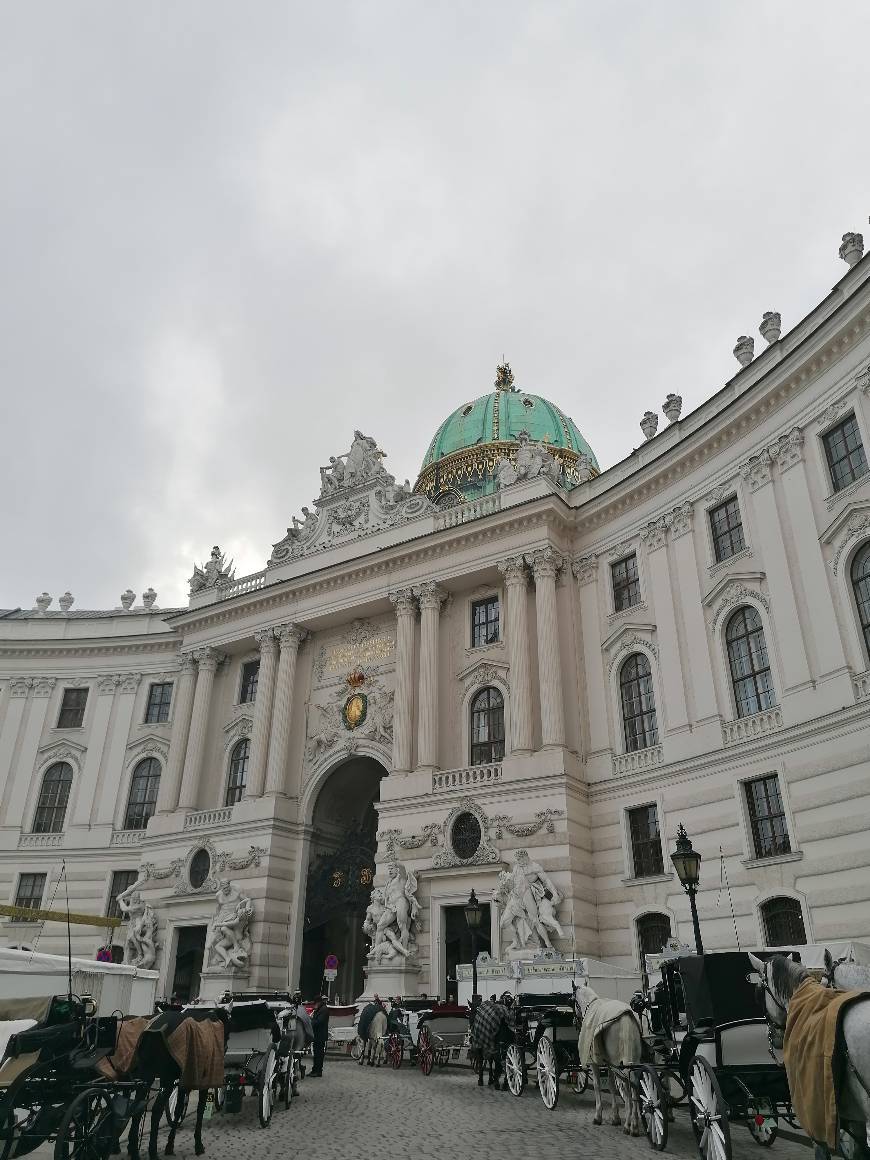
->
xmin=310 ymin=995 xmax=330 ymax=1077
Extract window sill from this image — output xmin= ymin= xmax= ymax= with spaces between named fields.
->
xmin=608 ymin=601 xmax=647 ymax=624
xmin=741 ymin=851 xmax=803 ymax=870
xmin=621 ymin=872 xmax=674 ymax=887
xmin=464 ymin=640 xmax=504 ymax=657
xmin=707 ymin=546 xmax=752 ymax=578
xmin=50 ymin=726 xmax=85 ymax=734
xmin=825 ymin=470 xmax=869 ymax=512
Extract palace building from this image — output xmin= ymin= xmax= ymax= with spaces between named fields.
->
xmin=2 ymin=234 xmax=870 ymax=1002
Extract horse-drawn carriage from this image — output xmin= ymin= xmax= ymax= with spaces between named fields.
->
xmin=416 ymin=1005 xmax=470 ymax=1076
xmin=216 ymin=993 xmax=303 ymax=1127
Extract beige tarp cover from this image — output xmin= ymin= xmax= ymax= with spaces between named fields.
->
xmin=0 ymin=1051 xmax=40 ymax=1090
xmin=0 ymin=997 xmax=54 ymax=1024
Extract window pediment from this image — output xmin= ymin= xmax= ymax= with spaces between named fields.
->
xmin=456 ymin=659 xmax=509 ymax=695
xmin=125 ymin=734 xmax=169 ymax=763
xmin=36 ymin=740 xmax=85 ymax=774
xmin=601 ymin=620 xmax=657 ymax=655
xmin=820 ymin=499 xmax=870 ymax=574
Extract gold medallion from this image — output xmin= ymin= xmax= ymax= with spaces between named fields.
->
xmin=343 ymin=691 xmax=367 ymax=730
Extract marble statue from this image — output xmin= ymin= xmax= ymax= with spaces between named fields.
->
xmin=206 ymin=879 xmax=254 ymax=971
xmin=189 ymin=546 xmax=235 ymax=595
xmin=494 ymin=431 xmax=560 ymax=489
xmin=117 ymin=874 xmax=159 ymax=969
xmin=363 ymin=861 xmax=420 ymax=963
xmin=493 ymin=850 xmax=563 ymax=952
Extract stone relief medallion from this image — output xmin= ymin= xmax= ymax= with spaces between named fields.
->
xmin=343 ymin=691 xmax=368 ymax=730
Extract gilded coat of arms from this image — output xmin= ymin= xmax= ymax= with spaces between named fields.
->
xmin=342 ymin=667 xmax=368 ymax=730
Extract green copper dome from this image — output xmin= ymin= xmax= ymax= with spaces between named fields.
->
xmin=414 ymin=364 xmax=599 ymax=503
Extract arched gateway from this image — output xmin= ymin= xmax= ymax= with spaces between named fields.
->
xmin=299 ymin=755 xmax=386 ymax=1001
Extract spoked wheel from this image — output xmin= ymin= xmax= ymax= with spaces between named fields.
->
xmin=504 ymin=1044 xmax=526 ymax=1096
xmin=258 ymin=1047 xmax=276 ymax=1128
xmin=536 ymin=1035 xmax=559 ymax=1110
xmin=165 ymin=1085 xmax=188 ymax=1128
xmin=1 ymin=1102 xmax=42 ymax=1160
xmin=54 ymin=1089 xmax=115 ymax=1160
xmin=636 ymin=1064 xmax=669 ymax=1152
xmin=270 ymin=1056 xmax=288 ymax=1111
xmin=747 ymin=1105 xmax=778 ymax=1146
xmin=280 ymin=1063 xmax=292 ymax=1110
xmin=418 ymin=1026 xmax=434 ymax=1076
xmin=351 ymin=1037 xmax=363 ymax=1062
xmin=572 ymin=1066 xmax=590 ymax=1094
xmin=387 ymin=1034 xmax=404 ymax=1070
xmin=689 ymin=1056 xmax=731 ymax=1160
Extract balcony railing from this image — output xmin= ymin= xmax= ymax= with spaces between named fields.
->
xmin=184 ymin=807 xmax=233 ymax=830
xmin=722 ymin=706 xmax=783 ymax=746
xmin=612 ymin=745 xmax=663 ymax=776
xmin=432 ymin=763 xmax=502 ymax=792
xmin=110 ymin=829 xmax=146 ymax=847
xmin=434 ymin=494 xmax=501 ymax=531
xmin=18 ymin=833 xmax=63 ymax=848
xmin=853 ymin=671 xmax=870 ymax=702
xmin=217 ymin=572 xmax=266 ymax=601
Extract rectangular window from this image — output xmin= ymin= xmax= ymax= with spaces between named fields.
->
xmin=14 ymin=872 xmax=46 ymax=916
xmin=744 ymin=774 xmax=792 ymax=859
xmin=823 ymin=414 xmax=869 ymax=493
xmin=611 ymin=554 xmax=641 ymax=612
xmin=144 ymin=682 xmax=173 ymax=724
xmin=628 ymin=805 xmax=664 ymax=878
xmin=239 ymin=660 xmax=260 ymax=704
xmin=106 ymin=870 xmax=139 ymax=921
xmin=709 ymin=497 xmax=746 ymax=563
xmin=57 ymin=687 xmax=88 ymax=729
xmin=471 ymin=597 xmax=500 ymax=648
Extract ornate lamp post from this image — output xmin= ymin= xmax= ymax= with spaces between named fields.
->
xmin=464 ymin=888 xmax=483 ymax=1009
xmin=671 ymin=824 xmax=704 ymax=955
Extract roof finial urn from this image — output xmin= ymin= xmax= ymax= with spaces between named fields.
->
xmin=662 ymin=393 xmax=682 ymax=423
xmin=142 ymin=587 xmax=157 ymax=610
xmin=34 ymin=592 xmax=52 ymax=613
xmin=494 ymin=361 xmax=516 ymax=392
xmin=120 ymin=589 xmax=136 ymax=611
xmin=58 ymin=592 xmax=74 ymax=612
xmin=839 ymin=232 xmax=864 ymax=268
xmin=733 ymin=335 xmax=755 ymax=368
xmin=759 ymin=312 xmax=781 ymax=345
xmin=640 ymin=411 xmax=659 ymax=440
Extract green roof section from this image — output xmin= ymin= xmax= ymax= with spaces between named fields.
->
xmin=421 ymin=388 xmax=599 ymax=471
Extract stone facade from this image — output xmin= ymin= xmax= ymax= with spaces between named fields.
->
xmin=2 ymin=246 xmax=870 ymax=999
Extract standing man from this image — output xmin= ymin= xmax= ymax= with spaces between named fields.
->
xmin=310 ymin=995 xmax=330 ymax=1077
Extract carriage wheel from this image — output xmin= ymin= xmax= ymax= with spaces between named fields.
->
xmin=270 ymin=1055 xmax=289 ymax=1111
xmin=572 ymin=1066 xmax=591 ymax=1094
xmin=387 ymin=1033 xmax=404 ymax=1070
xmin=746 ymin=1106 xmax=778 ymax=1146
xmin=165 ymin=1085 xmax=188 ymax=1128
xmin=689 ymin=1056 xmax=731 ymax=1160
xmin=636 ymin=1064 xmax=668 ymax=1152
xmin=1 ymin=1101 xmax=42 ymax=1160
xmin=351 ymin=1037 xmax=363 ymax=1062
xmin=54 ymin=1088 xmax=115 ymax=1160
xmin=418 ymin=1026 xmax=434 ymax=1076
xmin=280 ymin=1063 xmax=292 ymax=1110
xmin=536 ymin=1036 xmax=559 ymax=1110
xmin=258 ymin=1047 xmax=276 ymax=1128
xmin=504 ymin=1044 xmax=526 ymax=1097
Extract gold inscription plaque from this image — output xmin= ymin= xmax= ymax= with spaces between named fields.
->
xmin=324 ymin=634 xmax=394 ymax=674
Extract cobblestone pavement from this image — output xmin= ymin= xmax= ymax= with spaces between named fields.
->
xmin=157 ymin=1058 xmax=813 ymax=1160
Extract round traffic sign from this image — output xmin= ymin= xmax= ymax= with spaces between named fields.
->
xmin=325 ymin=953 xmax=339 ymax=970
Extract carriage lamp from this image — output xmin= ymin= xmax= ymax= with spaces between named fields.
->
xmin=464 ymin=889 xmax=483 ymax=1011
xmin=671 ymin=824 xmax=704 ymax=955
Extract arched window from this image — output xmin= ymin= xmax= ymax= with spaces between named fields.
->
xmin=636 ymin=912 xmax=672 ymax=976
xmin=619 ymin=654 xmax=658 ymax=752
xmin=124 ymin=758 xmax=161 ymax=831
xmin=33 ymin=762 xmax=73 ymax=833
xmin=470 ymin=687 xmax=505 ymax=766
xmin=726 ymin=606 xmax=775 ymax=718
xmin=226 ymin=739 xmax=249 ymax=806
xmin=851 ymin=542 xmax=870 ymax=660
xmin=761 ymin=897 xmax=807 ymax=947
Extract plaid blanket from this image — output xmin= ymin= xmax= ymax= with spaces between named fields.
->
xmin=470 ymin=1001 xmax=507 ymax=1056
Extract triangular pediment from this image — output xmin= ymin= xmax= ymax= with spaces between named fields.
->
xmin=38 ymin=738 xmax=87 ymax=759
xmin=820 ymin=498 xmax=870 ymax=544
xmin=601 ymin=620 xmax=657 ymax=653
xmin=702 ymin=571 xmax=766 ymax=608
xmin=456 ymin=658 xmax=510 ymax=682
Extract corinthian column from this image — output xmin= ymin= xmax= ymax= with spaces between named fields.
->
xmin=389 ymin=589 xmax=416 ymax=773
xmin=530 ymin=547 xmax=565 ymax=748
xmin=497 ymin=556 xmax=533 ymax=754
xmin=178 ymin=647 xmax=222 ymax=810
xmin=156 ymin=653 xmax=197 ymax=813
xmin=245 ymin=628 xmax=279 ymax=798
xmin=264 ymin=624 xmax=308 ymax=796
xmin=415 ymin=582 xmax=446 ymax=772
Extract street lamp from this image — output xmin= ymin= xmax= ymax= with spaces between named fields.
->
xmin=464 ymin=889 xmax=483 ymax=1010
xmin=671 ymin=823 xmax=704 ymax=955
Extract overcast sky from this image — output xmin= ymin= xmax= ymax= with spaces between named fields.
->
xmin=2 ymin=3 xmax=869 ymax=611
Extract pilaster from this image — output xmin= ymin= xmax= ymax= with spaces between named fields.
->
xmin=246 ymin=628 xmax=279 ymax=798
xmin=415 ymin=581 xmax=446 ymax=772
xmin=640 ymin=517 xmax=690 ymax=734
xmin=497 ymin=556 xmax=533 ymax=754
xmin=264 ymin=624 xmax=308 ymax=796
xmin=389 ymin=590 xmax=417 ymax=774
xmin=178 ymin=648 xmax=222 ymax=811
xmin=572 ymin=555 xmax=610 ymax=756
xmin=3 ymin=679 xmax=56 ymax=829
xmin=529 ymin=547 xmax=565 ymax=748
xmin=156 ymin=653 xmax=197 ymax=813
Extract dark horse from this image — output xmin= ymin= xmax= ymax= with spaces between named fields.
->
xmin=469 ymin=999 xmax=514 ymax=1090
xmin=126 ymin=1007 xmax=228 ymax=1160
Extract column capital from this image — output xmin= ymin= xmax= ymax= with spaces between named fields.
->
xmin=527 ymin=546 xmax=564 ymax=580
xmin=415 ymin=581 xmax=447 ymax=611
xmin=497 ymin=555 xmax=528 ymax=586
xmin=32 ymin=677 xmax=56 ymax=698
xmin=640 ymin=514 xmax=672 ymax=551
xmin=572 ymin=553 xmax=598 ymax=585
xmin=177 ymin=651 xmax=198 ymax=674
xmin=739 ymin=448 xmax=775 ymax=492
xmin=772 ymin=426 xmax=804 ymax=473
xmin=275 ymin=623 xmax=308 ymax=649
xmin=389 ymin=588 xmax=417 ymax=615
xmin=670 ymin=501 xmax=694 ymax=539
xmin=193 ymin=646 xmax=223 ymax=673
xmin=9 ymin=678 xmax=32 ymax=698
xmin=254 ymin=626 xmax=279 ymax=651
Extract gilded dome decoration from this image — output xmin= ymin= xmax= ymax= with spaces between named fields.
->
xmin=413 ymin=363 xmax=599 ymax=504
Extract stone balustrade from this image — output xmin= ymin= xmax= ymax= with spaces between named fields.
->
xmin=434 ymin=494 xmax=501 ymax=530
xmin=853 ymin=671 xmax=870 ymax=701
xmin=217 ymin=572 xmax=266 ymax=601
xmin=18 ymin=833 xmax=63 ymax=848
xmin=183 ymin=806 xmax=233 ymax=830
xmin=432 ymin=763 xmax=502 ymax=792
xmin=722 ymin=706 xmax=783 ymax=746
xmin=612 ymin=745 xmax=663 ymax=776
xmin=110 ymin=829 xmax=146 ymax=847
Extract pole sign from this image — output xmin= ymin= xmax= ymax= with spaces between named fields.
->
xmin=325 ymin=953 xmax=339 ymax=971
xmin=324 ymin=968 xmax=338 ymax=982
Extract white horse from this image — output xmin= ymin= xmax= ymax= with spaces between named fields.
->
xmin=750 ymin=952 xmax=870 ymax=1160
xmin=824 ymin=948 xmax=870 ymax=994
xmin=364 ymin=1010 xmax=388 ymax=1067
xmin=574 ymin=983 xmax=643 ymax=1135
